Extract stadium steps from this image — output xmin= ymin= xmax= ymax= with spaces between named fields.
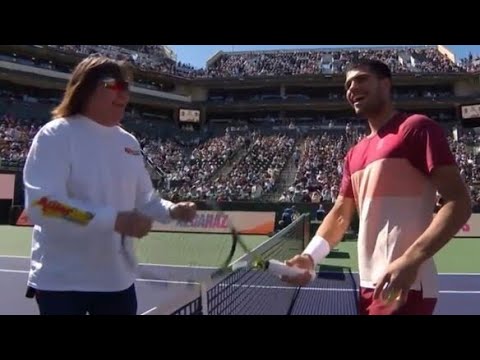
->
xmin=145 ymin=162 xmax=162 ymax=180
xmin=263 ymin=138 xmax=306 ymax=202
xmin=211 ymin=145 xmax=250 ymax=180
xmin=142 ymin=156 xmax=163 ymax=181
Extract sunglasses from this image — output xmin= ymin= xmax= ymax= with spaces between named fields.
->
xmin=102 ymin=78 xmax=130 ymax=92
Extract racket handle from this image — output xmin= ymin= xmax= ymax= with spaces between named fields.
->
xmin=266 ymin=259 xmax=315 ymax=280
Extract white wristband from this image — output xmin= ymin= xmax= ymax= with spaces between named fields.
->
xmin=302 ymin=235 xmax=331 ymax=265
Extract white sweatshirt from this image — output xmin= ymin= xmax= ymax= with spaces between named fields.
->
xmin=23 ymin=115 xmax=174 ymax=292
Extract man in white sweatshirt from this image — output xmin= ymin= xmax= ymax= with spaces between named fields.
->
xmin=23 ymin=54 xmax=196 ymax=315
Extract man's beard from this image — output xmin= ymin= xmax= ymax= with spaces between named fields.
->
xmin=356 ymin=96 xmax=385 ymax=118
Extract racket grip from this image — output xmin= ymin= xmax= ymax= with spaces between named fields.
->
xmin=266 ymin=259 xmax=315 ymax=280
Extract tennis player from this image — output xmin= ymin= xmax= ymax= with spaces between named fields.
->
xmin=23 ymin=54 xmax=196 ymax=315
xmin=284 ymin=59 xmax=471 ymax=315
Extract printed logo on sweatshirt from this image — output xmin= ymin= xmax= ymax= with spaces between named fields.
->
xmin=33 ymin=197 xmax=94 ymax=225
xmin=125 ymin=147 xmax=141 ymax=156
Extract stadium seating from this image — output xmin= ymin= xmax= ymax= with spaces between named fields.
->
xmin=1 ymin=45 xmax=479 ymax=209
xmin=1 ymin=96 xmax=478 ymax=207
xmin=42 ymin=45 xmax=480 ymax=79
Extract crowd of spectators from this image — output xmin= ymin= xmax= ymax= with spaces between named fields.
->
xmin=279 ymin=128 xmax=480 ymax=211
xmin=48 ymin=45 xmax=206 ymax=78
xmin=0 ymin=114 xmax=42 ymax=169
xmin=458 ymin=53 xmax=480 ymax=73
xmin=46 ymin=45 xmax=480 ymax=79
xmin=142 ymin=134 xmax=247 ymax=198
xmin=1 ymin=93 xmax=480 ymax=207
xmin=450 ymin=131 xmax=480 ymax=208
xmin=280 ymin=133 xmax=353 ymax=204
xmin=206 ymin=47 xmax=473 ymax=78
xmin=2 ymin=109 xmax=480 ymax=207
xmin=160 ymin=133 xmax=295 ymax=201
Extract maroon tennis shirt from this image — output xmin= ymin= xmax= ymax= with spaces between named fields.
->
xmin=340 ymin=112 xmax=456 ymax=299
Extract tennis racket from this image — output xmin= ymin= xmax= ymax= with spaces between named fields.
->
xmin=120 ymin=197 xmax=315 ymax=316
xmin=120 ymin=197 xmax=314 ymax=282
xmin=204 ymin=200 xmax=315 ymax=282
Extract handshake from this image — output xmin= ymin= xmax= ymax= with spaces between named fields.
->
xmin=114 ymin=202 xmax=197 ymax=238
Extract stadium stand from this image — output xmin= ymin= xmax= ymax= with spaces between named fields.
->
xmin=2 ymin=45 xmax=480 ymax=317
xmin=0 ymin=44 xmax=480 ymax=213
xmin=3 ymin=45 xmax=480 ymax=80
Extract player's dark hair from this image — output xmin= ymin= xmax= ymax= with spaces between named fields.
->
xmin=346 ymin=59 xmax=392 ymax=80
xmin=52 ymin=54 xmax=133 ymax=119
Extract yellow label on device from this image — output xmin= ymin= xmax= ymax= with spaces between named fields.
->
xmin=33 ymin=197 xmax=94 ymax=225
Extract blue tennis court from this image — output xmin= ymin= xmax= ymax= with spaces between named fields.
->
xmin=1 ymin=256 xmax=479 ymax=315
xmin=143 ymin=266 xmax=480 ymax=315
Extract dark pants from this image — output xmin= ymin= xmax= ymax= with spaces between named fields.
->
xmin=29 ymin=284 xmax=137 ymax=315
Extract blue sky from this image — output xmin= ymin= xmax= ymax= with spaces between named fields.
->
xmin=169 ymin=45 xmax=480 ymax=68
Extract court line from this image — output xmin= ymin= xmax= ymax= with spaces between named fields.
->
xmin=2 ymin=257 xmax=480 ymax=275
xmin=220 ymin=284 xmax=480 ymax=294
xmin=0 ymin=269 xmax=28 ymax=274
xmin=345 ymin=271 xmax=480 ymax=276
xmin=137 ymin=278 xmax=199 ymax=285
xmin=438 ymin=273 xmax=480 ymax=276
xmin=142 ymin=307 xmax=159 ymax=315
xmin=0 ymin=268 xmax=200 ymax=285
xmin=1 ymin=268 xmax=479 ymax=298
xmin=0 ymin=256 xmax=217 ymax=269
xmin=140 ymin=263 xmax=217 ymax=269
xmin=141 ymin=285 xmax=480 ymax=315
xmin=2 ymin=255 xmax=480 ymax=279
xmin=2 ymin=265 xmax=480 ymax=279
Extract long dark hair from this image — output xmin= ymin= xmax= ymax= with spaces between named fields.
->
xmin=52 ymin=54 xmax=133 ymax=119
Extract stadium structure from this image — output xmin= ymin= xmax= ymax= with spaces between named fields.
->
xmin=0 ymin=44 xmax=479 ymax=225
xmin=2 ymin=45 xmax=480 ymax=316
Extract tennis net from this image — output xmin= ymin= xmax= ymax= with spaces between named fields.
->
xmin=143 ymin=213 xmax=311 ymax=315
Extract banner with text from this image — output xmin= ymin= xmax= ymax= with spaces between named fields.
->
xmin=15 ymin=208 xmax=480 ymax=237
xmin=152 ymin=211 xmax=275 ymax=235
xmin=16 ymin=209 xmax=276 ymax=235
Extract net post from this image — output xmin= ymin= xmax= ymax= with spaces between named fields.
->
xmin=200 ymin=281 xmax=209 ymax=315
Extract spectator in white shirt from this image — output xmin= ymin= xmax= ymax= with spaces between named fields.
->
xmin=23 ymin=55 xmax=196 ymax=315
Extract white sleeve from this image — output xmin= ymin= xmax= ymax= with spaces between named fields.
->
xmin=135 ymin=161 xmax=175 ymax=223
xmin=23 ymin=127 xmax=117 ymax=233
